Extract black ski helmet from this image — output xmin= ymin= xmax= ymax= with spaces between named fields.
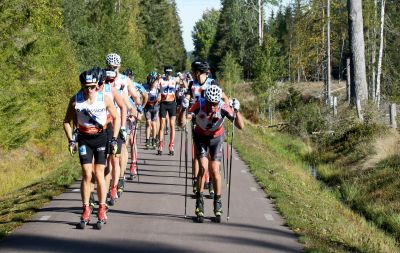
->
xmin=191 ymin=60 xmax=209 ymax=73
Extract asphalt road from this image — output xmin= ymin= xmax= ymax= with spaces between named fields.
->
xmin=0 ymin=124 xmax=303 ymax=253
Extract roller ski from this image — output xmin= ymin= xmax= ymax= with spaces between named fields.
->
xmin=168 ymin=143 xmax=174 ymax=156
xmin=77 ymin=204 xmax=91 ymax=229
xmin=195 ymin=193 xmax=205 ymax=223
xmin=213 ymin=195 xmax=223 ymax=223
xmin=157 ymin=141 xmax=163 ymax=155
xmin=108 ymin=185 xmax=118 ymax=206
xmin=117 ymin=178 xmax=124 ymax=198
xmin=95 ymin=204 xmax=107 ymax=230
xmin=129 ymin=163 xmax=137 ymax=180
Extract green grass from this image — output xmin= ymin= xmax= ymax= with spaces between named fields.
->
xmin=0 ymin=131 xmax=80 ymax=240
xmin=233 ymin=122 xmax=400 ymax=252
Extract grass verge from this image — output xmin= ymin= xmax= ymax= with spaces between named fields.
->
xmin=233 ymin=122 xmax=400 ymax=252
xmin=0 ymin=132 xmax=80 ymax=240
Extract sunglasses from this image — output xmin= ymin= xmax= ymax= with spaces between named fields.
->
xmin=84 ymin=85 xmax=97 ymax=90
xmin=206 ymin=101 xmax=219 ymax=106
xmin=107 ymin=65 xmax=118 ymax=70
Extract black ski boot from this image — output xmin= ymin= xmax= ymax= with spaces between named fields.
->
xmin=208 ymin=181 xmax=215 ymax=199
xmin=145 ymin=139 xmax=150 ymax=150
xmin=195 ymin=192 xmax=205 ymax=223
xmin=117 ymin=177 xmax=125 ymax=198
xmin=213 ymin=195 xmax=223 ymax=223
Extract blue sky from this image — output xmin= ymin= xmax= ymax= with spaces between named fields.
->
xmin=175 ymin=0 xmax=222 ymax=52
xmin=175 ymin=0 xmax=290 ymax=52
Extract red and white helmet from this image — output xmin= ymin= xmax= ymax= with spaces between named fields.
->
xmin=205 ymin=85 xmax=221 ymax=103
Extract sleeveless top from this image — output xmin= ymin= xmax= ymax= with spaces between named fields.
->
xmin=189 ymin=78 xmax=216 ymax=103
xmin=160 ymin=76 xmax=177 ymax=101
xmin=75 ymin=90 xmax=107 ymax=134
xmin=189 ymin=98 xmax=235 ymax=137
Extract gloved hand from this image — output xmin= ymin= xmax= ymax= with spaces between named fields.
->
xmin=182 ymin=98 xmax=190 ymax=109
xmin=110 ymin=137 xmax=118 ymax=155
xmin=68 ymin=141 xmax=77 ymax=156
xmin=137 ymin=104 xmax=143 ymax=114
xmin=119 ymin=127 xmax=127 ymax=141
xmin=230 ymin=98 xmax=240 ymax=112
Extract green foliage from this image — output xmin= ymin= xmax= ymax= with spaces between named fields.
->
xmin=138 ymin=0 xmax=186 ymax=73
xmin=192 ymin=9 xmax=220 ymax=60
xmin=209 ymin=0 xmax=259 ymax=78
xmin=217 ymin=51 xmax=242 ymax=97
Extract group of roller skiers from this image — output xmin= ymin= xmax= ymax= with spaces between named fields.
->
xmin=63 ymin=53 xmax=244 ymax=229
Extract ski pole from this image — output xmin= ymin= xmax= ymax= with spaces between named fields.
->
xmin=132 ymin=110 xmax=140 ymax=183
xmin=179 ymin=124 xmax=183 ymax=177
xmin=226 ymin=138 xmax=230 ymax=186
xmin=184 ymin=109 xmax=188 ymax=218
xmin=227 ymin=105 xmax=237 ymax=222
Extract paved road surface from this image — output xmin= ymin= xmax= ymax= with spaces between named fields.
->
xmin=0 ymin=125 xmax=303 ymax=253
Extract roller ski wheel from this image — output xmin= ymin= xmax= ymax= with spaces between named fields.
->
xmin=214 ymin=214 xmax=222 ymax=223
xmin=96 ymin=220 xmax=105 ymax=230
xmin=77 ymin=219 xmax=89 ymax=229
xmin=196 ymin=214 xmax=204 ymax=223
xmin=157 ymin=150 xmax=162 ymax=155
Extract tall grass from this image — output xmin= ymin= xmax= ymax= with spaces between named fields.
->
xmin=233 ymin=122 xmax=400 ymax=252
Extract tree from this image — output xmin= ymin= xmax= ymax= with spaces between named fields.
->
xmin=192 ymin=9 xmax=220 ymax=60
xmin=348 ymin=0 xmax=368 ymax=103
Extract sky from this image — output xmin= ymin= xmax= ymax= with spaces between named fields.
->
xmin=175 ymin=0 xmax=290 ymax=52
xmin=175 ymin=0 xmax=222 ymax=52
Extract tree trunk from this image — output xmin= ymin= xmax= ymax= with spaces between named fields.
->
xmin=371 ymin=0 xmax=378 ymax=102
xmin=326 ymin=0 xmax=331 ymax=103
xmin=375 ymin=0 xmax=385 ymax=108
xmin=348 ymin=0 xmax=368 ymax=103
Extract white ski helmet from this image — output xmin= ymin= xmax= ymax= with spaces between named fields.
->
xmin=205 ymin=85 xmax=222 ymax=103
xmin=105 ymin=53 xmax=121 ymax=66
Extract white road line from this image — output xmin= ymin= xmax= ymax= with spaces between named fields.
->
xmin=264 ymin=213 xmax=274 ymax=221
xmin=250 ymin=187 xmax=257 ymax=192
xmin=241 ymin=170 xmax=247 ymax=173
xmin=234 ymin=157 xmax=239 ymax=160
xmin=71 ymin=188 xmax=80 ymax=192
xmin=39 ymin=215 xmax=51 ymax=221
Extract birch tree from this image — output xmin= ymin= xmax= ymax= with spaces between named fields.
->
xmin=347 ymin=0 xmax=368 ymax=103
xmin=375 ymin=0 xmax=386 ymax=107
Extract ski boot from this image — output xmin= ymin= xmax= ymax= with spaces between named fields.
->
xmin=129 ymin=163 xmax=137 ymax=180
xmin=165 ymin=127 xmax=169 ymax=135
xmin=204 ymin=181 xmax=209 ymax=190
xmin=213 ymin=195 xmax=223 ymax=223
xmin=108 ymin=185 xmax=118 ymax=206
xmin=151 ymin=138 xmax=157 ymax=150
xmin=157 ymin=141 xmax=163 ymax=155
xmin=145 ymin=139 xmax=150 ymax=150
xmin=77 ymin=204 xmax=91 ymax=229
xmin=117 ymin=178 xmax=124 ymax=198
xmin=192 ymin=179 xmax=198 ymax=196
xmin=208 ymin=181 xmax=215 ymax=199
xmin=89 ymin=192 xmax=96 ymax=209
xmin=195 ymin=192 xmax=205 ymax=223
xmin=95 ymin=204 xmax=108 ymax=230
xmin=169 ymin=143 xmax=174 ymax=156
